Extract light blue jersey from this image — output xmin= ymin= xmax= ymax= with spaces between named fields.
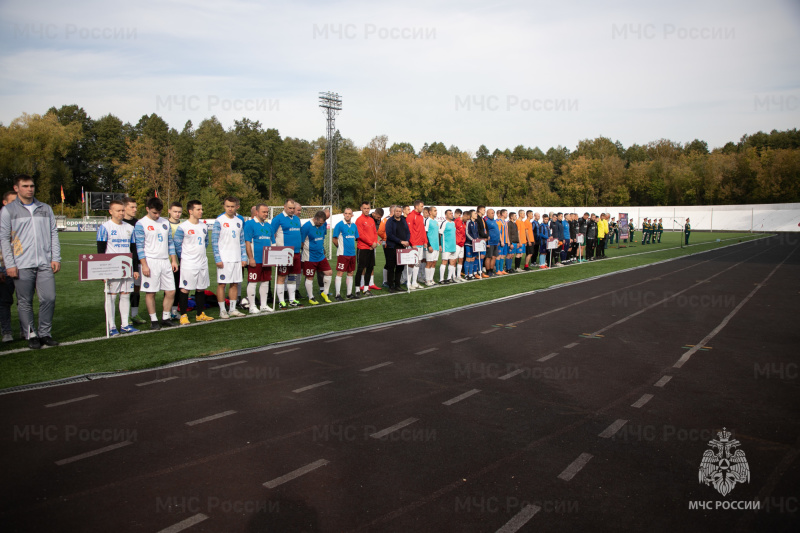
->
xmin=333 ymin=220 xmax=358 ymax=256
xmin=439 ymin=220 xmax=456 ymax=253
xmin=301 ymin=221 xmax=327 ymax=262
xmin=271 ymin=211 xmax=302 ymax=253
xmin=425 ymin=218 xmax=439 ymax=251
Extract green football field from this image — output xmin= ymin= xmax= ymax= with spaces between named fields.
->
xmin=0 ymin=230 xmax=766 ymax=389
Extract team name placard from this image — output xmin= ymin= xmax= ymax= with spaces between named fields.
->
xmin=262 ymin=246 xmax=294 ymax=266
xmin=79 ymin=253 xmax=133 ymax=281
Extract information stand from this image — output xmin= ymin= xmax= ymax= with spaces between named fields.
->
xmin=263 ymin=246 xmax=294 ymax=311
xmin=79 ymin=253 xmax=133 ymax=338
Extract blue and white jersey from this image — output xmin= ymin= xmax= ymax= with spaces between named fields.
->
xmin=174 ymin=220 xmax=209 ymax=269
xmin=271 ymin=211 xmax=302 ymax=253
xmin=301 ymin=221 xmax=327 ymax=262
xmin=439 ymin=220 xmax=456 ymax=253
xmin=134 ymin=216 xmax=175 ymax=260
xmin=244 ymin=219 xmax=272 ymax=264
xmin=332 ymin=220 xmax=358 ymax=257
xmin=425 ymin=218 xmax=439 ymax=251
xmin=97 ymin=220 xmax=134 ymax=254
xmin=212 ymin=214 xmax=246 ymax=263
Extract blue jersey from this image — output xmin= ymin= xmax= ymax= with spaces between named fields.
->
xmin=271 ymin=211 xmax=302 ymax=253
xmin=244 ymin=219 xmax=272 ymax=264
xmin=425 ymin=218 xmax=439 ymax=251
xmin=439 ymin=220 xmax=456 ymax=253
xmin=301 ymin=221 xmax=327 ymax=262
xmin=485 ymin=217 xmax=500 ymax=245
xmin=332 ymin=220 xmax=358 ymax=257
xmin=538 ymin=221 xmax=551 ymax=242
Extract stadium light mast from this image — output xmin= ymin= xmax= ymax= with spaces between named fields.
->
xmin=319 ymin=91 xmax=342 ymax=209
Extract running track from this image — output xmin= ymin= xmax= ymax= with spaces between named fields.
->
xmin=0 ymin=234 xmax=797 ymax=532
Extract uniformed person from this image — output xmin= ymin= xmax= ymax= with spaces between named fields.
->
xmin=628 ymin=219 xmax=635 ymax=245
xmin=641 ymin=218 xmax=649 ymax=245
xmin=657 ymin=218 xmax=663 ymax=243
xmin=684 ymin=218 xmax=691 ymax=245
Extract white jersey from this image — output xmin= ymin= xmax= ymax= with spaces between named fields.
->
xmin=97 ymin=220 xmax=134 ymax=254
xmin=134 ymin=216 xmax=174 ymax=260
xmin=212 ymin=214 xmax=246 ymax=263
xmin=174 ymin=220 xmax=209 ymax=270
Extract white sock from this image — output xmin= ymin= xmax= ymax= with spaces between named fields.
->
xmin=457 ymin=264 xmax=462 ymax=278
xmin=427 ymin=267 xmax=434 ymax=281
xmin=107 ymin=294 xmax=117 ymax=329
xmin=412 ymin=266 xmax=419 ymax=285
xmin=259 ymin=283 xmax=269 ymax=306
xmin=323 ymin=275 xmax=332 ymax=294
xmin=162 ymin=311 xmax=171 ymax=320
xmin=335 ymin=276 xmax=342 ymax=296
xmin=219 ymin=302 xmax=226 ymax=312
xmin=171 ymin=305 xmax=178 ymax=315
xmin=247 ymin=283 xmax=257 ymax=308
xmin=305 ymin=278 xmax=314 ymax=299
xmin=287 ymin=283 xmax=296 ymax=302
xmin=119 ymin=293 xmax=130 ymax=327
xmin=383 ymin=268 xmax=387 ymax=284
xmin=346 ymin=275 xmax=353 ymax=295
xmin=229 ymin=299 xmax=237 ymax=312
xmin=439 ymin=264 xmax=446 ymax=281
xmin=277 ymin=283 xmax=285 ymax=303
xmin=369 ymin=275 xmax=375 ymax=286
xmin=149 ymin=313 xmax=157 ymax=321
xmin=237 ymin=283 xmax=242 ymax=298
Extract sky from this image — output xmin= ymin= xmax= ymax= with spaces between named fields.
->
xmin=1 ymin=0 xmax=799 ymax=153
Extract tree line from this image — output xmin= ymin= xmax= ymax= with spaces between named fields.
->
xmin=1 ymin=104 xmax=798 ymax=216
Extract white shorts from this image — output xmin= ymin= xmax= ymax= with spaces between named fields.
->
xmin=455 ymin=245 xmax=464 ymax=259
xmin=105 ymin=278 xmax=135 ymax=294
xmin=180 ymin=267 xmax=210 ymax=291
xmin=425 ymin=249 xmax=439 ymax=262
xmin=441 ymin=251 xmax=457 ymax=261
xmin=141 ymin=259 xmax=176 ymax=293
xmin=217 ymin=261 xmax=243 ymax=284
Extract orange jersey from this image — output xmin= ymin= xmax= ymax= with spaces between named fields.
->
xmin=515 ymin=218 xmax=528 ymax=244
xmin=523 ymin=219 xmax=535 ymax=243
xmin=378 ymin=217 xmax=388 ymax=242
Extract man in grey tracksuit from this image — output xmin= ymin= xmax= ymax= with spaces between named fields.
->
xmin=0 ymin=175 xmax=61 ymax=349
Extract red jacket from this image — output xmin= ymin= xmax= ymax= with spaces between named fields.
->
xmin=455 ymin=218 xmax=466 ymax=247
xmin=407 ymin=210 xmax=426 ymax=246
xmin=356 ymin=213 xmax=377 ymax=250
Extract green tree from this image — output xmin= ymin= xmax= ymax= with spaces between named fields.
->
xmin=0 ymin=112 xmax=82 ymax=203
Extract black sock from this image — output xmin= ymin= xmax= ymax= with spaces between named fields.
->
xmin=195 ymin=291 xmax=205 ymax=314
xmin=130 ymin=292 xmax=140 ymax=308
xmin=515 ymin=257 xmax=521 ymax=269
xmin=178 ymin=291 xmax=189 ymax=314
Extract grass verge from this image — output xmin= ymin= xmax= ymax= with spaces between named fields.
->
xmin=0 ymin=231 xmax=766 ymax=389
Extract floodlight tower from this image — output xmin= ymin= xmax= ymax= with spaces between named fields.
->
xmin=319 ymin=91 xmax=342 ymax=208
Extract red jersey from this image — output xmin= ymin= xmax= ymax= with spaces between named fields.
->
xmin=455 ymin=218 xmax=466 ymax=247
xmin=355 ymin=213 xmax=377 ymax=250
xmin=407 ymin=210 xmax=426 ymax=246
